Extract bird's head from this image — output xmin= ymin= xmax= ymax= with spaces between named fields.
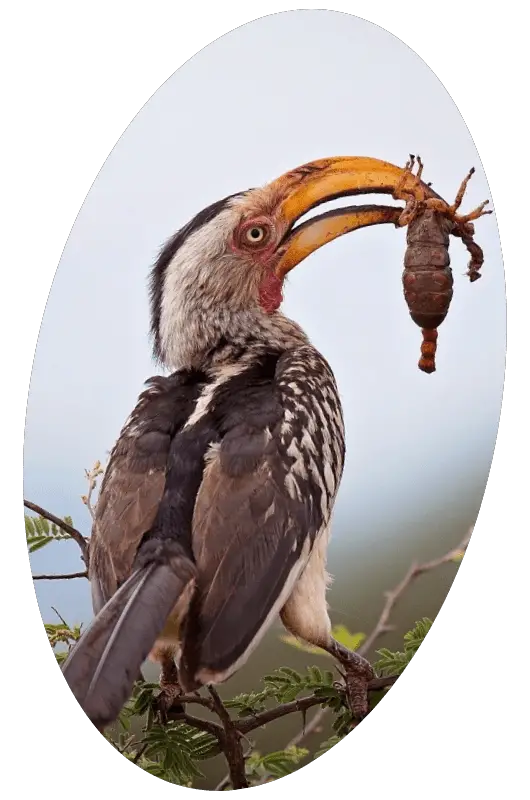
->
xmin=150 ymin=156 xmax=422 ymax=369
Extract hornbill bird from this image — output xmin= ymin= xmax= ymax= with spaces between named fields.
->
xmin=62 ymin=156 xmax=442 ymax=731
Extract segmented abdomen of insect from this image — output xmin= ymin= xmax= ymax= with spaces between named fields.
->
xmin=402 ymin=210 xmax=454 ymax=373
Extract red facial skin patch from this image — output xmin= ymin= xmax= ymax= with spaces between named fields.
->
xmin=259 ymin=271 xmax=284 ymax=313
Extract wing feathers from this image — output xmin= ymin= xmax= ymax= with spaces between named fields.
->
xmin=179 ymin=348 xmax=343 ymax=690
xmin=63 ymin=543 xmax=196 ymax=729
xmin=180 ymin=455 xmax=310 ymax=688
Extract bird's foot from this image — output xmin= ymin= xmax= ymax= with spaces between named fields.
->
xmin=154 ymin=682 xmax=185 ymax=723
xmin=329 ymin=639 xmax=375 ymax=721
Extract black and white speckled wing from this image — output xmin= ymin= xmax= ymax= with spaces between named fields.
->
xmin=179 ymin=346 xmax=345 ymax=689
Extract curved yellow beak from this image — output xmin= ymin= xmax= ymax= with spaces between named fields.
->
xmin=271 ymin=156 xmax=438 ymax=277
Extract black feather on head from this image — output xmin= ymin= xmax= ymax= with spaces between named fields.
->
xmin=149 ymin=192 xmax=247 ymax=362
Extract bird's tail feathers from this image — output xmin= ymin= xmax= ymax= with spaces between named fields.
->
xmin=62 ymin=541 xmax=196 ymax=731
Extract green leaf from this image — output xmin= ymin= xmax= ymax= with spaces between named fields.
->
xmin=25 ymin=513 xmax=74 ymax=554
xmin=307 ymin=665 xmax=323 ymax=685
xmin=374 ymin=647 xmax=408 ymax=677
xmin=313 ymin=686 xmax=338 ymax=700
xmin=279 ymin=685 xmax=304 ymax=702
xmin=330 ymin=625 xmax=366 ymax=652
xmin=403 ymin=618 xmax=433 ymax=656
xmin=55 ymin=651 xmax=68 ymax=665
xmin=332 ymin=707 xmax=354 ymax=737
xmin=224 ymin=690 xmax=270 ymax=716
xmin=249 ymin=747 xmax=309 ymax=780
xmin=315 ymin=736 xmax=341 ymax=759
xmin=323 ymin=670 xmax=334 ymax=686
xmin=278 ymin=666 xmax=302 ymax=683
xmin=24 ymin=517 xmax=35 ymax=536
xmin=118 ymin=709 xmax=131 ymax=731
xmin=124 ymin=681 xmax=159 ymax=717
xmin=28 ymin=535 xmax=55 ymax=553
xmin=140 ymin=722 xmax=211 ymax=785
xmin=280 ymin=625 xmax=365 ymax=656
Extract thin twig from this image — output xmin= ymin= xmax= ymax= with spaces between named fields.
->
xmin=237 ymin=696 xmax=323 ymax=735
xmin=82 ymin=461 xmax=104 ymax=521
xmin=167 ymin=692 xmax=215 ymax=711
xmin=236 ymin=676 xmax=397 ymax=736
xmin=51 ymin=606 xmax=69 ymax=626
xmin=165 ymin=709 xmax=224 ymax=739
xmin=32 ymin=485 xmax=473 ymax=786
xmin=214 ymin=775 xmax=232 ymax=792
xmin=217 ymin=530 xmax=472 ymax=787
xmin=33 ymin=571 xmax=88 ymax=581
xmin=358 ymin=527 xmax=473 ymax=657
xmin=278 ymin=528 xmax=473 ymax=754
xmin=132 ymin=742 xmax=149 ymax=765
xmin=24 ymin=499 xmax=89 ymax=566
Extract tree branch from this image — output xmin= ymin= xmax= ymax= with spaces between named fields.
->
xmin=208 ymin=686 xmax=249 ymax=790
xmin=33 ymin=571 xmax=88 ymax=580
xmin=277 ymin=528 xmax=473 ymax=756
xmin=358 ymin=527 xmax=473 ymax=657
xmin=24 ymin=499 xmax=89 ymax=566
xmin=33 ymin=488 xmax=472 ymax=788
xmin=165 ymin=709 xmax=224 ymax=739
xmin=236 ymin=676 xmax=397 ymax=736
xmin=168 ymin=692 xmax=215 ymax=711
xmin=237 ymin=696 xmax=323 ymax=735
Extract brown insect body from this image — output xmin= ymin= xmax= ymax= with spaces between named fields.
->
xmin=402 ymin=209 xmax=454 ymax=373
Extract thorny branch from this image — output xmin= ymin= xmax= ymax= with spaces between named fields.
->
xmin=358 ymin=527 xmax=473 ymax=657
xmin=256 ymin=526 xmax=474 ymax=770
xmin=166 ymin=709 xmax=224 ymax=740
xmin=211 ymin=528 xmax=473 ymax=791
xmin=236 ymin=676 xmax=397 ymax=736
xmin=28 ymin=494 xmax=473 ymax=789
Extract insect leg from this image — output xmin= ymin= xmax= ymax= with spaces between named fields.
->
xmin=394 ymin=154 xmax=430 ymax=226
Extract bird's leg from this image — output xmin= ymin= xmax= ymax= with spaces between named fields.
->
xmin=153 ymin=647 xmax=184 ymax=722
xmin=279 ymin=534 xmax=375 ymax=721
xmin=324 ymin=638 xmax=375 ymax=720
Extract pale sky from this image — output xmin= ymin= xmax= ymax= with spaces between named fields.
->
xmin=24 ymin=11 xmax=505 ymax=620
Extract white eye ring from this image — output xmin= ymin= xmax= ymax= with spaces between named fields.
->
xmin=245 ymin=226 xmax=267 ymax=244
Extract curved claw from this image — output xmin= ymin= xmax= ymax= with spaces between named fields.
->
xmin=154 ymin=685 xmax=184 ymax=724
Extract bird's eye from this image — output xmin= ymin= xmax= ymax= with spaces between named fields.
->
xmin=245 ymin=226 xmax=267 ymax=244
